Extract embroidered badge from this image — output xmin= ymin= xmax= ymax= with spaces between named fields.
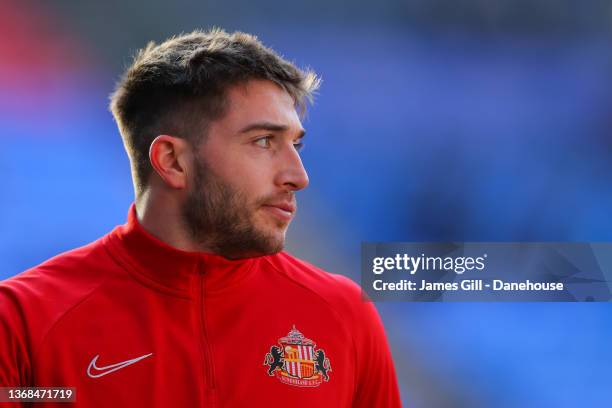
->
xmin=264 ymin=325 xmax=331 ymax=387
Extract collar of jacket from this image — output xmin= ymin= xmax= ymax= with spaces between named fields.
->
xmin=106 ymin=204 xmax=258 ymax=297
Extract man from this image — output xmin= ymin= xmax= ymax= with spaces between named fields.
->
xmin=0 ymin=29 xmax=401 ymax=407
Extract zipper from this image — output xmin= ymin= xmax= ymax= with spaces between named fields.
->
xmin=197 ymin=258 xmax=217 ymax=407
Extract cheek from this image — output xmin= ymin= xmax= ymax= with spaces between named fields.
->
xmin=221 ymin=161 xmax=271 ymax=203
xmin=203 ymin=143 xmax=275 ymax=200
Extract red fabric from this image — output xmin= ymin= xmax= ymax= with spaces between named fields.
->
xmin=0 ymin=205 xmax=401 ymax=407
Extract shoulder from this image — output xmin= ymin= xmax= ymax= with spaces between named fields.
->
xmin=1 ymin=235 xmax=114 ymax=300
xmin=0 ymin=235 xmax=117 ymax=353
xmin=262 ymin=251 xmax=365 ymax=312
xmin=262 ymin=252 xmax=391 ymax=358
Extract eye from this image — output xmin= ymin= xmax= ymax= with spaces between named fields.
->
xmin=293 ymin=141 xmax=305 ymax=152
xmin=254 ymin=136 xmax=272 ymax=148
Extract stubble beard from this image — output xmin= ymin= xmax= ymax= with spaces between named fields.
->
xmin=181 ymin=156 xmax=287 ymax=259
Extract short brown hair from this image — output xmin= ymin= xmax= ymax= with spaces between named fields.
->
xmin=109 ymin=28 xmax=320 ymax=196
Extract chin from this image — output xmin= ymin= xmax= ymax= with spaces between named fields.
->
xmin=246 ymin=218 xmax=288 ymax=255
xmin=260 ymin=235 xmax=285 ymax=255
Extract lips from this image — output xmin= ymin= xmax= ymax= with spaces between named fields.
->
xmin=264 ymin=202 xmax=296 ymax=214
xmin=261 ymin=201 xmax=296 ymax=222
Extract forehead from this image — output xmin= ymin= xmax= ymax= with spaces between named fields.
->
xmin=214 ymin=79 xmax=303 ymax=133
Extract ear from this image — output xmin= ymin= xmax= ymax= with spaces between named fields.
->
xmin=149 ymin=135 xmax=191 ymax=189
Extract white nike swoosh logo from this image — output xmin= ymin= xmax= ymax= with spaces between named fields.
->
xmin=86 ymin=353 xmax=153 ymax=378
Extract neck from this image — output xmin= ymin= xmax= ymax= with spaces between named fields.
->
xmin=135 ymin=190 xmax=212 ymax=253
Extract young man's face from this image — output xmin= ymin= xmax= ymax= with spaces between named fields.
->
xmin=181 ymin=79 xmax=309 ymax=258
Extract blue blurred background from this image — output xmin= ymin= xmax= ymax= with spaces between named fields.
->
xmin=2 ymin=0 xmax=612 ymax=406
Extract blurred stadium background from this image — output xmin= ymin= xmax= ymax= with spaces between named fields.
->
xmin=2 ymin=0 xmax=612 ymax=406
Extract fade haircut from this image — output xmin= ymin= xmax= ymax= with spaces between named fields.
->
xmin=109 ymin=28 xmax=320 ymax=196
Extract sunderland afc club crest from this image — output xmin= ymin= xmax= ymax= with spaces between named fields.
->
xmin=264 ymin=325 xmax=331 ymax=387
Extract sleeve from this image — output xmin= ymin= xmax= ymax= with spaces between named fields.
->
xmin=0 ymin=282 xmax=31 ymax=389
xmin=352 ymin=298 xmax=402 ymax=408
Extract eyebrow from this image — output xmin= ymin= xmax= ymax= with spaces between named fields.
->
xmin=238 ymin=121 xmax=306 ymax=138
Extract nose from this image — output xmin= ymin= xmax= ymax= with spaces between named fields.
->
xmin=276 ymin=144 xmax=309 ymax=192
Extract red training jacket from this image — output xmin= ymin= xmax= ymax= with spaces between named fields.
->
xmin=0 ymin=206 xmax=401 ymax=407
